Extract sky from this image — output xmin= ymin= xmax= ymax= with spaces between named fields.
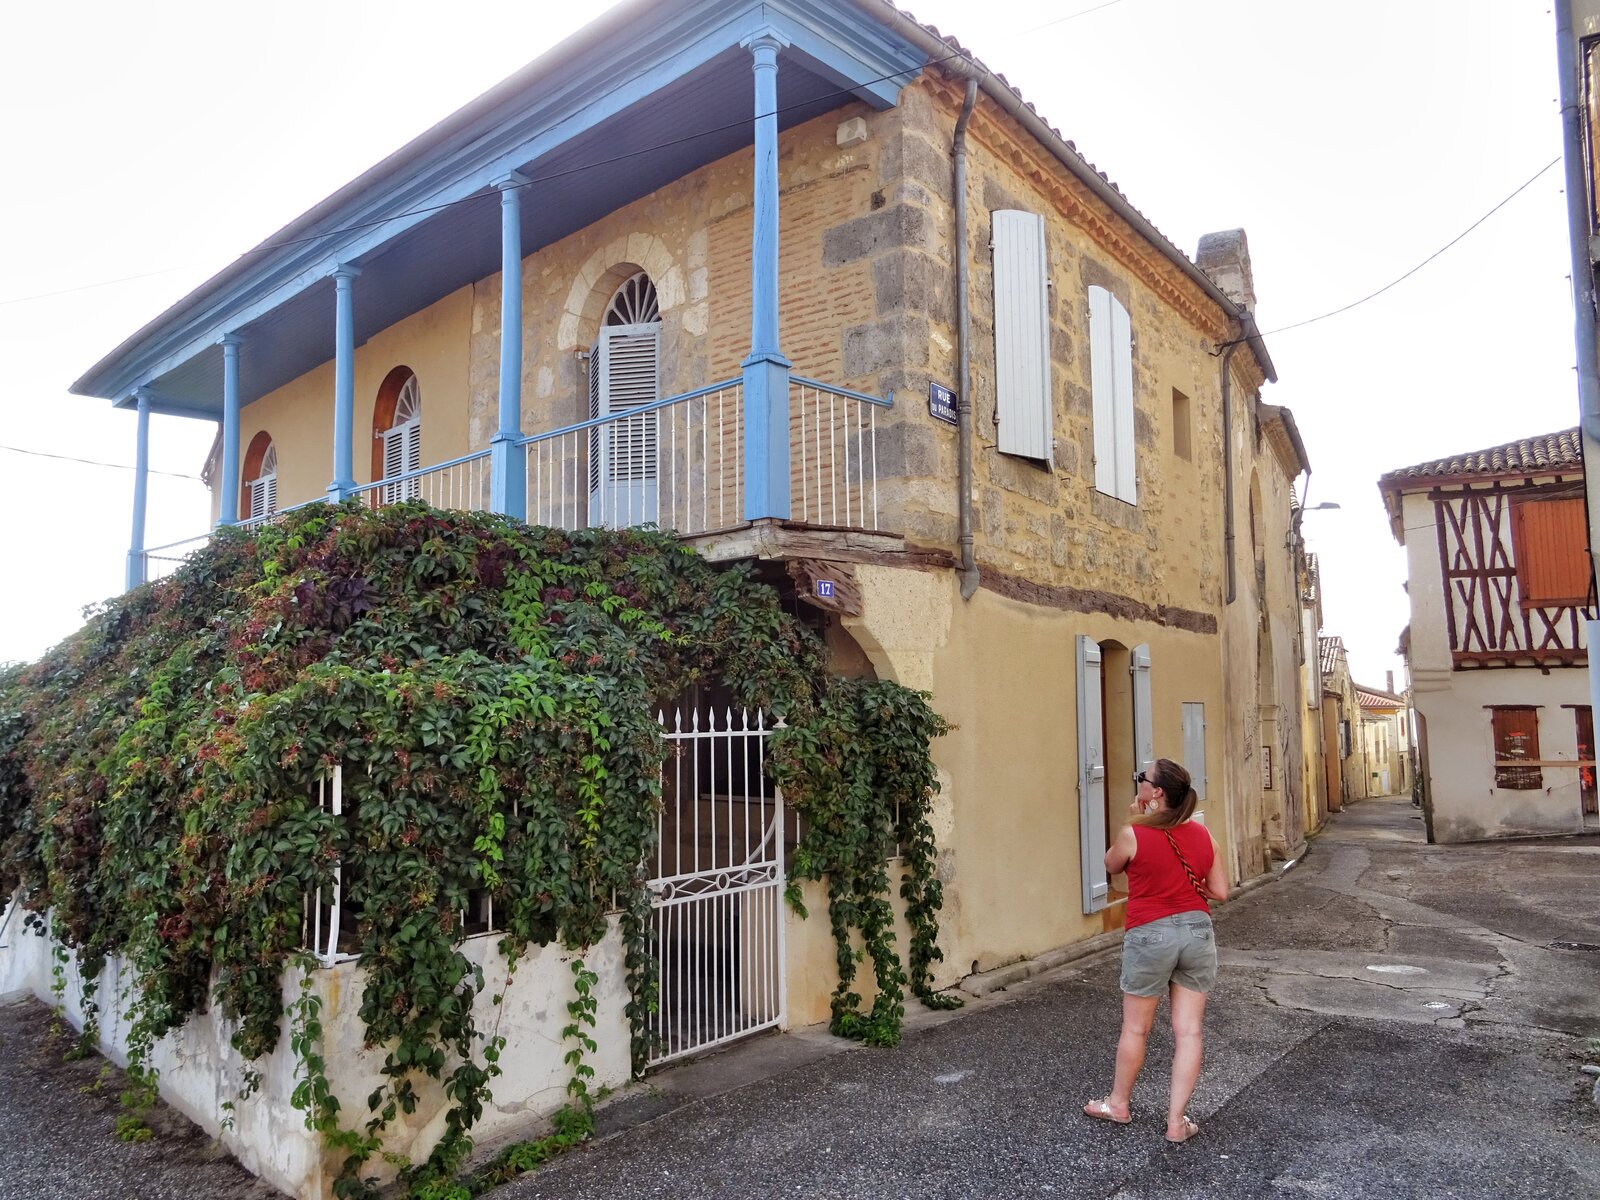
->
xmin=0 ymin=0 xmax=1578 ymax=691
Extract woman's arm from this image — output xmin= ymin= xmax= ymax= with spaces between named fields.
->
xmin=1104 ymin=824 xmax=1137 ymax=875
xmin=1202 ymin=830 xmax=1229 ymax=901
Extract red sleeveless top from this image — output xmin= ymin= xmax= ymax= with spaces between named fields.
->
xmin=1125 ymin=822 xmax=1214 ymax=930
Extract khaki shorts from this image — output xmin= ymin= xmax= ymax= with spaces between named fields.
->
xmin=1120 ymin=912 xmax=1217 ymax=996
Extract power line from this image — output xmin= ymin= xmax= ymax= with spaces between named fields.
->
xmin=0 ymin=1 xmax=1136 ymax=308
xmin=0 ymin=443 xmax=204 ymax=481
xmin=1244 ymin=157 xmax=1562 ymax=342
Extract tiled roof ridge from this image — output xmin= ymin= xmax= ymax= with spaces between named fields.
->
xmin=1355 ymin=685 xmax=1405 ymax=706
xmin=1379 ymin=427 xmax=1582 ymax=486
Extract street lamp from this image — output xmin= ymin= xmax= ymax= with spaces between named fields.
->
xmin=1288 ymin=501 xmax=1341 ymax=550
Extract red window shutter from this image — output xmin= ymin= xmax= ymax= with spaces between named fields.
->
xmin=1490 ymin=706 xmax=1542 ymax=790
xmin=1512 ymin=498 xmax=1589 ymax=607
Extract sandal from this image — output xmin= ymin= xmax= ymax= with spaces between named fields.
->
xmin=1166 ymin=1115 xmax=1200 ymax=1144
xmin=1083 ymin=1098 xmax=1132 ymax=1125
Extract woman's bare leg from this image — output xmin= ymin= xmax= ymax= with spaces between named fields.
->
xmin=1166 ymin=984 xmax=1208 ymax=1137
xmin=1106 ymin=992 xmax=1161 ymax=1116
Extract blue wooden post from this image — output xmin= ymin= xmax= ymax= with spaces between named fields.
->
xmin=328 ymin=265 xmax=360 ymax=500
xmin=219 ymin=335 xmax=242 ymax=525
xmin=491 ymin=174 xmax=527 ymax=521
xmin=126 ymin=388 xmax=152 ymax=590
xmin=740 ymin=30 xmax=792 ymax=522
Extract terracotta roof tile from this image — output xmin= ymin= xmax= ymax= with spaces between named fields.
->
xmin=1318 ymin=635 xmax=1344 ymax=677
xmin=1355 ymin=686 xmax=1404 ymax=708
xmin=1379 ymin=428 xmax=1582 ymax=487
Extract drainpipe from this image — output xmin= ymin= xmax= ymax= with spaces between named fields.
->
xmin=954 ymin=77 xmax=980 ymax=600
xmin=1220 ymin=339 xmax=1240 ymax=605
xmin=1559 ymin=0 xmax=1600 ymax=444
xmin=1556 ymin=0 xmax=1600 ymax=736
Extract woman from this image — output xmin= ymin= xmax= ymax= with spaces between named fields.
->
xmin=1083 ymin=757 xmax=1229 ymax=1143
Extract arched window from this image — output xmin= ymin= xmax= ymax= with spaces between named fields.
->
xmin=588 ymin=272 xmax=660 ymax=526
xmin=373 ymin=368 xmax=422 ymax=504
xmin=241 ymin=431 xmax=278 ymax=521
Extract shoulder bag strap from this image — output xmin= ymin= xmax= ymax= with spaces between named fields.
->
xmin=1163 ymin=828 xmax=1210 ymax=903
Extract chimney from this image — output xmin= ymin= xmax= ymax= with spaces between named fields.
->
xmin=1196 ymin=228 xmax=1256 ymax=314
xmin=1386 ymin=670 xmax=1394 ymax=695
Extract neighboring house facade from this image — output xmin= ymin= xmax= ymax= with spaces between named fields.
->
xmin=1380 ymin=430 xmax=1594 ymax=842
xmin=1354 ymin=682 xmax=1408 ymax=797
xmin=15 ymin=2 xmax=1310 ymax=1194
xmin=1297 ymin=551 xmax=1330 ymax=833
xmin=1319 ymin=635 xmax=1361 ymax=809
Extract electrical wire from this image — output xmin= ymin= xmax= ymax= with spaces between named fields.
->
xmin=1224 ymin=156 xmax=1562 ymax=348
xmin=0 ymin=443 xmax=204 ymax=481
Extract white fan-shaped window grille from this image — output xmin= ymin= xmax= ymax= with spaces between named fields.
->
xmin=589 ymin=274 xmax=661 ymax=526
xmin=382 ymin=373 xmax=423 ymax=503
xmin=248 ymin=441 xmax=278 ymax=519
xmin=604 ymin=273 xmax=660 ymax=327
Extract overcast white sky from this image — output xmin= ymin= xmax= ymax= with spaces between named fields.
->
xmin=0 ymin=0 xmax=1576 ymax=690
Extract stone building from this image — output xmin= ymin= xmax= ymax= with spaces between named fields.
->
xmin=33 ymin=2 xmax=1315 ymax=1193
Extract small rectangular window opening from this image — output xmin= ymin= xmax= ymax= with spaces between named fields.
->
xmin=1172 ymin=389 xmax=1192 ymax=461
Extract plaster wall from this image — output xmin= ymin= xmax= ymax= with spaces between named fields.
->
xmin=1402 ymin=491 xmax=1589 ymax=839
xmin=801 ymin=563 xmax=1232 ymax=999
xmin=0 ymin=917 xmax=630 ymax=1200
xmin=234 ymin=286 xmax=476 ymax=512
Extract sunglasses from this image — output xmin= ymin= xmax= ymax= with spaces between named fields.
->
xmin=1134 ymin=771 xmax=1149 ymax=785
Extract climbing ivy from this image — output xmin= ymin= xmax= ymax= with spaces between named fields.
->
xmin=0 ymin=502 xmax=952 ymax=1195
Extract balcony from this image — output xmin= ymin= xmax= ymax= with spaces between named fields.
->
xmin=135 ymin=376 xmax=892 ymax=584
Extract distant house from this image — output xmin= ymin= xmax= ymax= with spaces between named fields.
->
xmin=1353 ymin=681 xmax=1408 ymax=797
xmin=1318 ymin=634 xmax=1361 ymax=809
xmin=1380 ymin=429 xmax=1594 ymax=841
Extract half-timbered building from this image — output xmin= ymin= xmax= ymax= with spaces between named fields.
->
xmin=1380 ymin=429 xmax=1595 ymax=841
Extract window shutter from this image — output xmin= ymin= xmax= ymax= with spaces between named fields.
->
xmin=1077 ymin=635 xmax=1108 ymax=913
xmin=1512 ymin=498 xmax=1589 ymax=607
xmin=1090 ymin=286 xmax=1136 ymax=502
xmin=992 ymin=210 xmax=1052 ymax=461
xmin=1131 ymin=643 xmax=1154 ymax=782
xmin=1490 ymin=705 xmax=1542 ymax=789
xmin=1111 ymin=295 xmax=1136 ymax=503
xmin=588 ymin=324 xmax=661 ymax=527
xmin=383 ymin=426 xmax=406 ymax=504
xmin=1089 ymin=286 xmax=1116 ymax=495
xmin=602 ymin=327 xmax=660 ymax=483
xmin=588 ymin=342 xmax=602 ymax=493
xmin=1182 ymin=702 xmax=1207 ymax=802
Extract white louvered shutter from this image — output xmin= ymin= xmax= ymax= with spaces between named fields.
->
xmin=992 ymin=210 xmax=1052 ymax=461
xmin=1111 ymin=295 xmax=1136 ymax=503
xmin=1077 ymin=635 xmax=1108 ymax=913
xmin=1089 ymin=286 xmax=1137 ymax=503
xmin=587 ymin=345 xmax=602 ymax=493
xmin=380 ymin=376 xmax=422 ymax=504
xmin=1131 ymin=644 xmax=1154 ymax=783
xmin=248 ymin=444 xmax=278 ymax=519
xmin=1182 ymin=702 xmax=1207 ymax=802
xmin=588 ymin=323 xmax=660 ymax=527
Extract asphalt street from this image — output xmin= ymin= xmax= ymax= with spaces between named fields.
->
xmin=1 ymin=795 xmax=1595 ymax=1199
xmin=499 ymin=795 xmax=1600 ymax=1200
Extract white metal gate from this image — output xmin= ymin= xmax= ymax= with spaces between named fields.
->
xmin=648 ymin=706 xmax=786 ymax=1066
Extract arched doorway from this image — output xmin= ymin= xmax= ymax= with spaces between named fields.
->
xmin=372 ymin=367 xmax=421 ymax=503
xmin=588 ymin=272 xmax=661 ymax=526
